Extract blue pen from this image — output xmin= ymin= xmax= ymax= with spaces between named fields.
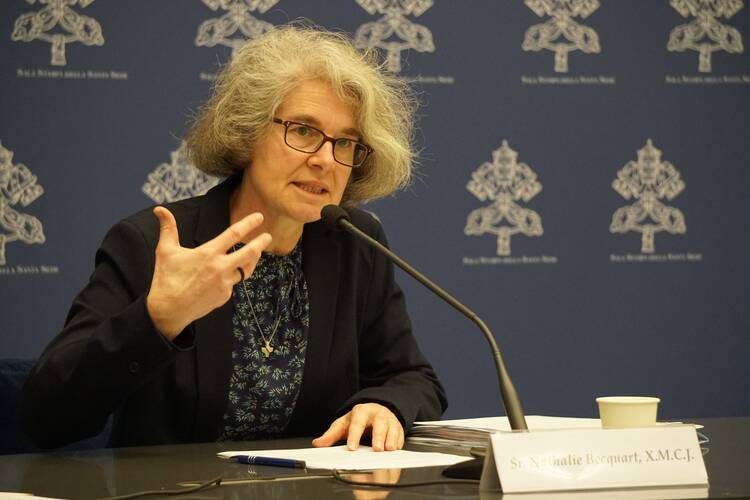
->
xmin=230 ymin=455 xmax=306 ymax=468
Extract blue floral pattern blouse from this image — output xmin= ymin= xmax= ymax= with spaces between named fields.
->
xmin=219 ymin=243 xmax=309 ymax=441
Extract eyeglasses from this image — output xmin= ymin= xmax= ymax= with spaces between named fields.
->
xmin=272 ymin=118 xmax=373 ymax=168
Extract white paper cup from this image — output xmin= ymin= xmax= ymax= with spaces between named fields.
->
xmin=596 ymin=396 xmax=660 ymax=429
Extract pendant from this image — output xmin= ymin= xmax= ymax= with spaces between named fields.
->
xmin=261 ymin=341 xmax=274 ymax=358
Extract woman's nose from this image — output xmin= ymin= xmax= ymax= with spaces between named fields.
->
xmin=308 ymin=140 xmax=337 ymax=169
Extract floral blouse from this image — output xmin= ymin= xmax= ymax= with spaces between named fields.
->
xmin=219 ymin=242 xmax=309 ymax=441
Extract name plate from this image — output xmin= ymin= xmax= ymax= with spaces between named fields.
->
xmin=480 ymin=425 xmax=707 ymax=493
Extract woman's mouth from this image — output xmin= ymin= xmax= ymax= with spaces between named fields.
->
xmin=293 ymin=182 xmax=327 ymax=195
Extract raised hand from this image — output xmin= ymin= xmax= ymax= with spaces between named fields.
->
xmin=146 ymin=206 xmax=272 ymax=340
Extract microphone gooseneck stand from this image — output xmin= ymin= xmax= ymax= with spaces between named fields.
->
xmin=320 ymin=205 xmax=527 ymax=479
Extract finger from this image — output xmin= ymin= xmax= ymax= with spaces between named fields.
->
xmin=227 ymin=232 xmax=272 ymax=271
xmin=312 ymin=415 xmax=349 ymax=448
xmin=346 ymin=406 xmax=371 ymax=451
xmin=385 ymin=420 xmax=403 ymax=451
xmin=153 ymin=207 xmax=180 ymax=250
xmin=370 ymin=413 xmax=389 ymax=452
xmin=205 ymin=212 xmax=264 ymax=253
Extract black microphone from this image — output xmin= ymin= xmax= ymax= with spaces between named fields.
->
xmin=320 ymin=204 xmax=528 ymax=432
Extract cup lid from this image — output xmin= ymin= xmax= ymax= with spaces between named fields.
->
xmin=596 ymin=396 xmax=661 ymax=404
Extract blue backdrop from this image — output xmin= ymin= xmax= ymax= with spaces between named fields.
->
xmin=1 ymin=0 xmax=748 ymax=421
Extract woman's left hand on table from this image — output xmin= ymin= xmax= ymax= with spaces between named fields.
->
xmin=311 ymin=403 xmax=404 ymax=451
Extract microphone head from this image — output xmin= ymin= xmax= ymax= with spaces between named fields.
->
xmin=321 ymin=204 xmax=350 ymax=230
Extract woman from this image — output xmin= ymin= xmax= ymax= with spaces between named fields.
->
xmin=22 ymin=26 xmax=446 ymax=451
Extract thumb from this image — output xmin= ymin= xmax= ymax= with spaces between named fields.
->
xmin=153 ymin=206 xmax=180 ymax=249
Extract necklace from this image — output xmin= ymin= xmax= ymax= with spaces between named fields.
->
xmin=238 ymin=279 xmax=282 ymax=357
xmin=234 ymin=245 xmax=292 ymax=358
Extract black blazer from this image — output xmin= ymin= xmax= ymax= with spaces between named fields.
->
xmin=22 ymin=178 xmax=447 ymax=448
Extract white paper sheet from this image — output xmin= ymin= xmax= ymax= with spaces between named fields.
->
xmin=414 ymin=415 xmax=698 ymax=432
xmin=218 ymin=445 xmax=472 ymax=470
xmin=414 ymin=415 xmax=602 ymax=432
xmin=0 ymin=494 xmax=62 ymax=499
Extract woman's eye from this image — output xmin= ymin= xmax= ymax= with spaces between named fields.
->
xmin=335 ymin=139 xmax=353 ymax=149
xmin=291 ymin=125 xmax=311 ymax=136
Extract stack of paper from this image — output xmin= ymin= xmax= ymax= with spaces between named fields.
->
xmin=408 ymin=415 xmax=601 ymax=450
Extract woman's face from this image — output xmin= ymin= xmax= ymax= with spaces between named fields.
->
xmin=244 ymin=79 xmax=358 ymax=225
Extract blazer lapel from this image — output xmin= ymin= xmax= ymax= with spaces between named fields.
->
xmin=191 ymin=178 xmax=236 ymax=442
xmin=287 ymin=220 xmax=341 ymax=434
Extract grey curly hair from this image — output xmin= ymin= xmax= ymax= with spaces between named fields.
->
xmin=185 ymin=25 xmax=417 ymax=206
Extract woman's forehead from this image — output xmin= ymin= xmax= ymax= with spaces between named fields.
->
xmin=277 ymin=80 xmax=359 ymax=131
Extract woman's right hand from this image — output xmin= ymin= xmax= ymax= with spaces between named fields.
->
xmin=146 ymin=206 xmax=272 ymax=341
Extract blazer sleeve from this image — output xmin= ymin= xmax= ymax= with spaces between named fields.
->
xmin=21 ymin=217 xmax=193 ymax=448
xmin=337 ymin=215 xmax=447 ymax=430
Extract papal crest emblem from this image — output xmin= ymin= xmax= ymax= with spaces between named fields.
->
xmin=522 ymin=0 xmax=601 ymax=73
xmin=142 ymin=142 xmax=221 ymax=203
xmin=195 ymin=0 xmax=278 ymax=57
xmin=667 ymin=0 xmax=744 ymax=73
xmin=464 ymin=140 xmax=543 ymax=256
xmin=610 ymin=139 xmax=687 ymax=254
xmin=11 ymin=0 xmax=105 ymax=66
xmin=0 ymin=142 xmax=46 ymax=266
xmin=354 ymin=0 xmax=436 ymax=73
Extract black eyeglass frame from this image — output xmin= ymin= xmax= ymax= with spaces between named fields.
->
xmin=272 ymin=117 xmax=373 ymax=168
